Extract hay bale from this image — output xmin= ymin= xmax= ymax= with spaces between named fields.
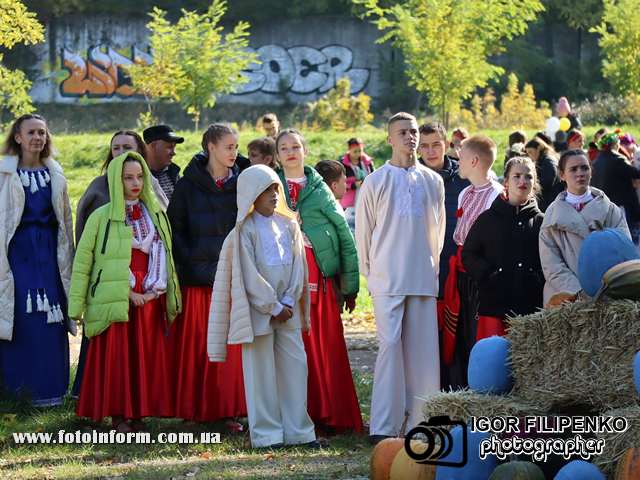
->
xmin=421 ymin=390 xmax=544 ymax=424
xmin=508 ymin=300 xmax=640 ymax=411
xmin=593 ymin=406 xmax=640 ymax=476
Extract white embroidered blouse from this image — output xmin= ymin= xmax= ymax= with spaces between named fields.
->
xmin=125 ymin=199 xmax=167 ymax=295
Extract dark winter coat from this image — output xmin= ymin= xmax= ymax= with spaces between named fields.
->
xmin=164 ymin=162 xmax=181 ymax=186
xmin=462 ymin=195 xmax=544 ymax=318
xmin=592 ymin=149 xmax=640 ymax=223
xmin=567 ymin=113 xmax=582 ymax=131
xmin=236 ymin=153 xmax=251 ymax=172
xmin=419 ymin=155 xmax=470 ymax=296
xmin=167 ymin=152 xmax=239 ymax=287
xmin=536 ymin=154 xmax=563 ymax=212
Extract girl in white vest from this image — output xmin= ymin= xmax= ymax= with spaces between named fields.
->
xmin=0 ymin=114 xmax=75 ymax=406
xmin=208 ymin=165 xmax=317 ymax=449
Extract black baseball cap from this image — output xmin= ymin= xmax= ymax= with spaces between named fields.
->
xmin=143 ymin=125 xmax=184 ymax=144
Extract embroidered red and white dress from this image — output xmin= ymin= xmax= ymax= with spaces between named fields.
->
xmin=77 ymin=200 xmax=175 ymax=421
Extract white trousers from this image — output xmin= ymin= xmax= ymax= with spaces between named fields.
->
xmin=370 ymin=295 xmax=440 ymax=436
xmin=242 ymin=328 xmax=316 ymax=448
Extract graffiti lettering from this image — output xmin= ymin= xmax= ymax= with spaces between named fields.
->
xmin=235 ymin=44 xmax=370 ymax=96
xmin=59 ymin=43 xmax=370 ymax=99
xmin=60 ymin=45 xmax=152 ymax=98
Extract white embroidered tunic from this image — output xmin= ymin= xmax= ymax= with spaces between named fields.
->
xmin=239 ymin=212 xmax=306 ymax=335
xmin=356 ymin=161 xmax=446 ymax=297
xmin=453 ymin=180 xmax=504 ymax=247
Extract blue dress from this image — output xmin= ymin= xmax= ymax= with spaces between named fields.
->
xmin=0 ymin=168 xmax=69 ymax=406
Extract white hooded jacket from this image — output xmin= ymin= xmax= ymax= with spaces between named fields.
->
xmin=207 ymin=165 xmax=310 ymax=362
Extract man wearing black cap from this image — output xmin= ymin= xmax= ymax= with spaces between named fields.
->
xmin=143 ymin=125 xmax=184 ymax=201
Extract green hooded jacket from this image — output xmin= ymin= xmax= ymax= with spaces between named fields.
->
xmin=277 ymin=166 xmax=359 ymax=295
xmin=68 ymin=152 xmax=181 ymax=337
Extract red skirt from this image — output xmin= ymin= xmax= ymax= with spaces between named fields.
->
xmin=173 ymin=286 xmax=246 ymax=422
xmin=77 ymin=249 xmax=175 ymax=421
xmin=303 ymin=247 xmax=363 ymax=433
xmin=476 ymin=315 xmax=506 ymax=341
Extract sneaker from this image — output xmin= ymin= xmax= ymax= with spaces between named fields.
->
xmin=299 ymin=439 xmax=328 ymax=449
xmin=253 ymin=442 xmax=284 ymax=450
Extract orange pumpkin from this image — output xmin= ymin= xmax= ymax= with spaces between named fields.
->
xmin=615 ymin=447 xmax=640 ymax=480
xmin=370 ymin=438 xmax=405 ymax=480
xmin=390 ymin=440 xmax=436 ymax=480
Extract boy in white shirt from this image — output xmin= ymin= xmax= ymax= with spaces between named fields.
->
xmin=356 ymin=112 xmax=445 ymax=444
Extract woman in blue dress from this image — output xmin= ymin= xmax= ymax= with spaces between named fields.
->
xmin=0 ymin=114 xmax=75 ymax=406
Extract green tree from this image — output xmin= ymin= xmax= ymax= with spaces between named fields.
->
xmin=308 ymin=77 xmax=374 ymax=130
xmin=0 ymin=0 xmax=44 ymax=122
xmin=353 ymin=0 xmax=544 ymax=126
xmin=545 ymin=0 xmax=603 ymax=96
xmin=127 ymin=0 xmax=257 ymax=130
xmin=593 ymin=0 xmax=640 ymax=95
xmin=498 ymin=73 xmax=550 ymax=129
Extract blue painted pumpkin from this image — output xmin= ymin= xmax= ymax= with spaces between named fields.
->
xmin=554 ymin=460 xmax=605 ymax=480
xmin=468 ymin=336 xmax=513 ymax=394
xmin=634 ymin=351 xmax=640 ymax=397
xmin=435 ymin=425 xmax=497 ymax=479
xmin=578 ymin=228 xmax=640 ymax=297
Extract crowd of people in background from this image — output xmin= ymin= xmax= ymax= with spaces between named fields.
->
xmin=0 ymin=98 xmax=638 ymax=448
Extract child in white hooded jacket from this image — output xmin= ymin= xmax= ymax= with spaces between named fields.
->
xmin=207 ymin=164 xmax=317 ymax=449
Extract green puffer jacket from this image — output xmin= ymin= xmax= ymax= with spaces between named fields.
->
xmin=68 ymin=152 xmax=181 ymax=337
xmin=277 ymin=166 xmax=359 ymax=295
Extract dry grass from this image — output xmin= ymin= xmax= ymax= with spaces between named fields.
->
xmin=421 ymin=390 xmax=545 ymax=424
xmin=508 ymin=300 xmax=640 ymax=411
xmin=594 ymin=406 xmax=640 ymax=475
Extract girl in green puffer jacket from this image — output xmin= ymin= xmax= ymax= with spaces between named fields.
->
xmin=275 ymin=128 xmax=363 ymax=434
xmin=69 ymin=152 xmax=181 ymax=432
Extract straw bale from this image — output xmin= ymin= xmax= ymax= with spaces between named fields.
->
xmin=594 ymin=406 xmax=640 ymax=476
xmin=507 ymin=300 xmax=640 ymax=411
xmin=421 ymin=390 xmax=544 ymax=424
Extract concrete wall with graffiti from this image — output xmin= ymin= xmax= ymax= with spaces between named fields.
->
xmin=30 ymin=15 xmax=389 ymax=105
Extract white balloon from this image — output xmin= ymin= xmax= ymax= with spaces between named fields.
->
xmin=545 ymin=116 xmax=560 ymax=138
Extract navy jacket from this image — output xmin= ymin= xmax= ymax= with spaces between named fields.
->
xmin=168 ymin=152 xmax=239 ymax=286
xmin=419 ymin=155 xmax=469 ymax=296
xmin=462 ymin=196 xmax=544 ymax=318
xmin=592 ymin=149 xmax=640 ymax=223
xmin=536 ymin=154 xmax=563 ymax=212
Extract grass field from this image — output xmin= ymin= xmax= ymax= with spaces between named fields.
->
xmin=52 ymin=124 xmax=640 ymax=214
xmin=0 ymin=370 xmax=374 ymax=479
xmin=1 ymin=123 xmax=638 ymax=478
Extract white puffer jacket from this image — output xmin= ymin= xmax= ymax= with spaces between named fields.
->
xmin=207 ymin=165 xmax=309 ymax=362
xmin=0 ymin=155 xmax=76 ymax=340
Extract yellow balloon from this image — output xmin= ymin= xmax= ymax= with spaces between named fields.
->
xmin=559 ymin=117 xmax=571 ymax=132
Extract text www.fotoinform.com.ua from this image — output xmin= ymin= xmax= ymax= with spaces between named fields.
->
xmin=13 ymin=430 xmax=222 ymax=445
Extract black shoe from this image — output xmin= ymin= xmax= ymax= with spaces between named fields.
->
xmin=299 ymin=439 xmax=325 ymax=449
xmin=369 ymin=434 xmax=393 ymax=446
xmin=255 ymin=442 xmax=284 ymax=450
